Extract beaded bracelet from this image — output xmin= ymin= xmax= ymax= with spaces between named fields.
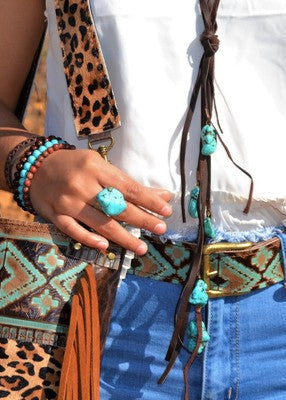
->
xmin=12 ymin=135 xmax=76 ymax=214
xmin=4 ymin=136 xmax=39 ymax=191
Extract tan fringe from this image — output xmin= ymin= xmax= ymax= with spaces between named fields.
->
xmin=58 ymin=265 xmax=100 ymax=399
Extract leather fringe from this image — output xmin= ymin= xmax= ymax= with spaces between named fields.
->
xmin=58 ymin=265 xmax=100 ymax=400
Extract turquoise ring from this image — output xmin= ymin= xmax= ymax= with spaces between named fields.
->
xmin=96 ymin=187 xmax=127 ymax=217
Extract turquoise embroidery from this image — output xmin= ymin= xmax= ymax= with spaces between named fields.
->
xmin=210 ymin=254 xmax=261 ymax=293
xmin=0 ymin=232 xmax=69 ymax=246
xmin=0 ymin=315 xmax=67 ymax=333
xmin=251 ymin=247 xmax=273 ymax=271
xmin=189 ymin=279 xmax=208 ymax=306
xmin=50 ymin=261 xmax=87 ymax=302
xmin=0 ymin=241 xmax=46 ymax=307
xmin=187 ymin=320 xmax=210 ymax=354
xmin=262 ymin=252 xmax=284 ymax=283
xmin=31 ymin=289 xmax=59 ymax=316
xmin=201 ymin=124 xmax=217 ymax=156
xmin=38 ymin=247 xmax=65 ymax=274
xmin=165 ymin=244 xmax=191 ymax=267
xmin=188 ymin=186 xmax=200 ymax=218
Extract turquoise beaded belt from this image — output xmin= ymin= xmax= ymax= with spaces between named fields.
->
xmin=129 ymin=235 xmax=284 ymax=298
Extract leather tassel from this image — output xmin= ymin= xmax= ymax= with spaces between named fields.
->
xmin=183 ymin=307 xmax=203 ymax=400
xmin=58 ymin=265 xmax=100 ymax=400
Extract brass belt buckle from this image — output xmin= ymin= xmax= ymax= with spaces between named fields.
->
xmin=202 ymin=241 xmax=253 ymax=298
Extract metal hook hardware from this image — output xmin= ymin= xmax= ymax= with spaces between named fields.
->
xmin=88 ymin=136 xmax=114 ymax=162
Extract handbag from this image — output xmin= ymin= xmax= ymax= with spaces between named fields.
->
xmin=0 ymin=217 xmax=125 ymax=399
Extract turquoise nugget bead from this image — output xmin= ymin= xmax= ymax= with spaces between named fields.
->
xmin=39 ymin=146 xmax=47 ymax=153
xmin=45 ymin=141 xmax=53 ymax=148
xmin=28 ymin=155 xmax=36 ymax=164
xmin=20 ymin=170 xmax=27 ymax=178
xmin=204 ymin=217 xmax=216 ymax=238
xmin=19 ymin=193 xmax=24 ymax=201
xmin=188 ymin=186 xmax=200 ymax=218
xmin=96 ymin=187 xmax=127 ymax=216
xmin=187 ymin=320 xmax=210 ymax=354
xmin=19 ymin=178 xmax=25 ymax=186
xmin=23 ymin=162 xmax=32 ymax=171
xmin=201 ymin=141 xmax=217 ymax=156
xmin=189 ymin=279 xmax=208 ymax=306
xmin=32 ymin=149 xmax=41 ymax=158
xmin=51 ymin=139 xmax=59 ymax=144
xmin=201 ymin=124 xmax=217 ymax=156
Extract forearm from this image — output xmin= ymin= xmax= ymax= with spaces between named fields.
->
xmin=0 ymin=100 xmax=41 ymax=191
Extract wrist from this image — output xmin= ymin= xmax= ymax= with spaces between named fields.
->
xmin=10 ymin=135 xmax=76 ymax=214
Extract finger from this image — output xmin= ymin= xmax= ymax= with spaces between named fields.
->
xmin=115 ymin=202 xmax=167 ymax=235
xmin=97 ymin=166 xmax=173 ymax=217
xmin=51 ymin=214 xmax=109 ymax=250
xmin=148 ymin=188 xmax=173 ymax=202
xmin=86 ymin=188 xmax=168 ymax=234
xmin=76 ymin=203 xmax=148 ymax=255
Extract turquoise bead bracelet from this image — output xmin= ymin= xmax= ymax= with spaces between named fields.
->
xmin=12 ymin=135 xmax=76 ymax=214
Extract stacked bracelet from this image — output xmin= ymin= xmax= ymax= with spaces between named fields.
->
xmin=4 ymin=136 xmax=39 ymax=191
xmin=12 ymin=135 xmax=76 ymax=214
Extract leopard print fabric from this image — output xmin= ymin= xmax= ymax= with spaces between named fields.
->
xmin=0 ymin=338 xmax=64 ymax=399
xmin=54 ymin=0 xmax=121 ymax=136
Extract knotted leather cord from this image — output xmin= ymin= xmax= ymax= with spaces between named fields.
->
xmin=162 ymin=1 xmax=255 ymax=396
xmin=158 ymin=0 xmax=220 ymax=392
xmin=180 ymin=0 xmax=253 ymax=222
xmin=180 ymin=0 xmax=220 ymax=223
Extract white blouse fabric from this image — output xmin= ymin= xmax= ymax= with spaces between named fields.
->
xmin=45 ymin=0 xmax=286 ymax=235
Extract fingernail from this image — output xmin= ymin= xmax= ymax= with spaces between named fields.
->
xmin=161 ymin=204 xmax=172 ymax=216
xmin=154 ymin=222 xmax=166 ymax=235
xmin=97 ymin=240 xmax=109 ymax=249
xmin=136 ymin=243 xmax=148 ymax=255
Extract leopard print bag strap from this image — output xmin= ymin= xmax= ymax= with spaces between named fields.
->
xmin=54 ymin=0 xmax=121 ymax=138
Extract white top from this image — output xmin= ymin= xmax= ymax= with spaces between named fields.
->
xmin=45 ymin=0 xmax=286 ymax=235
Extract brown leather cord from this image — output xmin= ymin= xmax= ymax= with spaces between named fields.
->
xmin=183 ymin=307 xmax=203 ymax=400
xmin=159 ymin=0 xmax=220 ymax=391
xmin=180 ymin=0 xmax=220 ymax=222
xmin=58 ymin=265 xmax=100 ymax=400
xmin=169 ymin=0 xmax=254 ymax=396
xmin=158 ymin=156 xmax=209 ymax=384
xmin=180 ymin=61 xmax=203 ymax=222
xmin=216 ymin=132 xmax=254 ymax=214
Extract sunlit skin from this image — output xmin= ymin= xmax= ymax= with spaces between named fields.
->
xmin=0 ymin=1 xmax=173 ymax=255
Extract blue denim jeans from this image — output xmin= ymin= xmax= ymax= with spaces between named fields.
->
xmin=100 ymin=236 xmax=286 ymax=399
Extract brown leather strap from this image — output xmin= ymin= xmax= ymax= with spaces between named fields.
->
xmin=54 ymin=0 xmax=120 ymax=137
xmin=160 ymin=0 xmax=221 ymax=385
xmin=183 ymin=307 xmax=203 ymax=400
xmin=179 ymin=0 xmax=220 ymax=222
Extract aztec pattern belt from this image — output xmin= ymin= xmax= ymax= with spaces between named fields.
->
xmin=129 ymin=235 xmax=284 ymax=298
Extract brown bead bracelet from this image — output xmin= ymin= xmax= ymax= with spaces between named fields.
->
xmin=12 ymin=135 xmax=76 ymax=215
xmin=4 ymin=136 xmax=40 ymax=191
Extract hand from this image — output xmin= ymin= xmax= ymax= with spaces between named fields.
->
xmin=29 ymin=149 xmax=173 ymax=255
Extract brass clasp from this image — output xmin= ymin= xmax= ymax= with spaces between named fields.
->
xmin=88 ymin=136 xmax=114 ymax=162
xmin=202 ymin=241 xmax=253 ymax=298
